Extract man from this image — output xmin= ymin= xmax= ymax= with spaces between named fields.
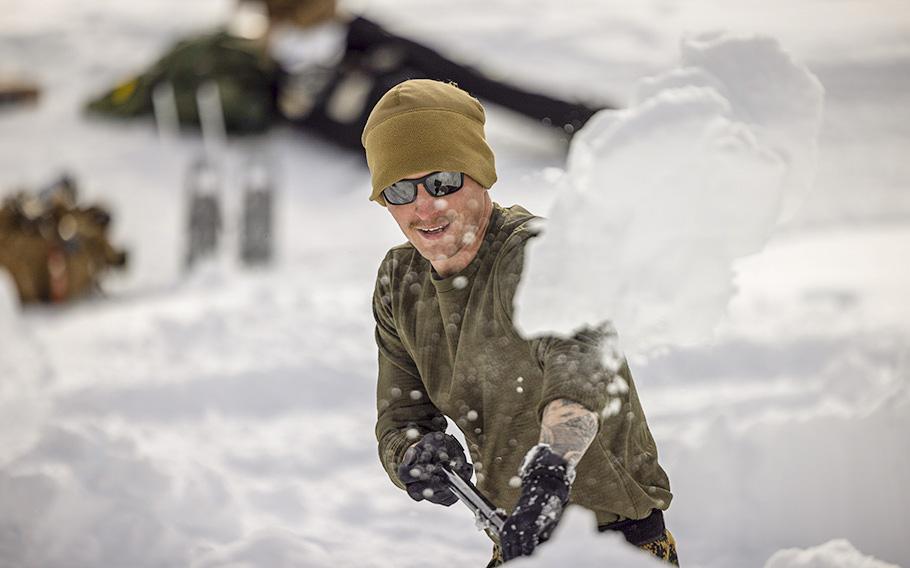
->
xmin=364 ymin=79 xmax=677 ymax=566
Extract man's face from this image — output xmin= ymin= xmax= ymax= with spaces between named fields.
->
xmin=386 ymin=171 xmax=491 ymax=276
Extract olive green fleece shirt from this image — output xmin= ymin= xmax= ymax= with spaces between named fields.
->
xmin=373 ymin=203 xmax=672 ymax=525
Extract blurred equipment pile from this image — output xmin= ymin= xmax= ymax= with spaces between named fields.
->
xmin=85 ymin=30 xmax=282 ymax=134
xmin=83 ymin=0 xmax=608 ymax=146
xmin=0 ymin=76 xmax=40 ymax=108
xmin=0 ymin=175 xmax=128 ymax=304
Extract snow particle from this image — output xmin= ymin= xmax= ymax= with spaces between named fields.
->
xmin=453 ymin=276 xmax=469 ymax=289
xmin=390 ymin=387 xmax=402 ymax=398
xmin=516 ymin=386 xmax=524 ymax=394
xmin=422 ymin=488 xmax=435 ymax=499
xmin=601 ymin=398 xmax=622 ymax=419
xmin=516 ymin=377 xmax=524 ymax=383
xmin=405 ymin=428 xmax=420 ymax=441
xmin=410 ymin=390 xmax=423 ymax=401
xmin=508 ymin=476 xmax=522 ymax=488
xmin=607 ymin=376 xmax=629 ymax=396
xmin=467 ymin=410 xmax=478 ymax=421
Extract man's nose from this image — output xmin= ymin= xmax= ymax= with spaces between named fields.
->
xmin=413 ymin=184 xmax=440 ymax=219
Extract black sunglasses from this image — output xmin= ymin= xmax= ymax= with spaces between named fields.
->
xmin=382 ymin=171 xmax=465 ymax=205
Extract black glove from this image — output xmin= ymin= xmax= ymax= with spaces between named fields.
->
xmin=396 ymin=431 xmax=473 ymax=507
xmin=500 ymin=445 xmax=573 ymax=561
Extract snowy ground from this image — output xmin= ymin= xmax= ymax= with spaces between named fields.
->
xmin=1 ymin=0 xmax=908 ymax=567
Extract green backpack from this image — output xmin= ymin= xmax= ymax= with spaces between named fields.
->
xmin=86 ymin=31 xmax=284 ymax=134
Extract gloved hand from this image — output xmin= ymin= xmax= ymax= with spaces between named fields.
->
xmin=397 ymin=431 xmax=473 ymax=507
xmin=500 ymin=444 xmax=573 ymax=561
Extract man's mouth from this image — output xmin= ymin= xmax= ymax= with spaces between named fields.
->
xmin=415 ymin=222 xmax=450 ymax=239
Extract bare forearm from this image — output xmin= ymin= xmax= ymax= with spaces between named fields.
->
xmin=539 ymin=399 xmax=598 ymax=468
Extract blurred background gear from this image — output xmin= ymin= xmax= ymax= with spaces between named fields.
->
xmin=261 ymin=0 xmax=337 ymax=28
xmin=85 ymin=29 xmax=283 ymax=134
xmin=239 ymin=158 xmax=274 ymax=266
xmin=0 ymin=175 xmax=128 ymax=304
xmin=84 ymin=0 xmax=610 ymax=146
xmin=184 ymin=157 xmax=223 ymax=269
xmin=0 ymin=76 xmax=41 ymax=108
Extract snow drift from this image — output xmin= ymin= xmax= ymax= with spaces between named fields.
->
xmin=764 ymin=539 xmax=901 ymax=568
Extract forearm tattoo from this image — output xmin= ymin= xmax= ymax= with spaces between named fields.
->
xmin=539 ymin=399 xmax=598 ymax=467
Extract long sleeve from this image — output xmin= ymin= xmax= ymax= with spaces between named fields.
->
xmin=373 ymin=253 xmax=447 ymax=489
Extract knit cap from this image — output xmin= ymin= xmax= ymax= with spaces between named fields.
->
xmin=361 ymin=79 xmax=497 ymax=206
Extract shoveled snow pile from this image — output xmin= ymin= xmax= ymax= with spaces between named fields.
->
xmin=514 ymin=33 xmax=825 ymax=358
xmin=764 ymin=539 xmax=901 ymax=568
xmin=509 ymin=507 xmax=665 ymax=568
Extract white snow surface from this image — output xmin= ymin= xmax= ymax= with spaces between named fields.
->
xmin=514 ymin=32 xmax=824 ymax=357
xmin=1 ymin=0 xmax=908 ymax=567
xmin=509 ymin=507 xmax=665 ymax=568
xmin=764 ymin=540 xmax=901 ymax=568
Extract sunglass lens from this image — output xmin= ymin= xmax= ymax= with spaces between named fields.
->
xmin=425 ymin=172 xmax=464 ymax=197
xmin=383 ymin=181 xmax=418 ymax=205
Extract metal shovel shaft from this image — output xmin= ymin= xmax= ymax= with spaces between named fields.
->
xmin=442 ymin=467 xmax=506 ymax=536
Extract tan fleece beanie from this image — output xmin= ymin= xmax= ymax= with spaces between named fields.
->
xmin=361 ymin=79 xmax=497 ymax=206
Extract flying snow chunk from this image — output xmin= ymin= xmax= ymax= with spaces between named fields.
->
xmin=763 ymin=539 xmax=900 ymax=568
xmin=514 ymin=33 xmax=824 ymax=358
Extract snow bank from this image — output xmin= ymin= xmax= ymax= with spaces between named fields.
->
xmin=764 ymin=539 xmax=901 ymax=568
xmin=514 ymin=33 xmax=825 ymax=358
xmin=0 ymin=424 xmax=243 ymax=568
xmin=0 ymin=273 xmax=51 ymax=468
xmin=663 ymin=368 xmax=909 ymax=567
